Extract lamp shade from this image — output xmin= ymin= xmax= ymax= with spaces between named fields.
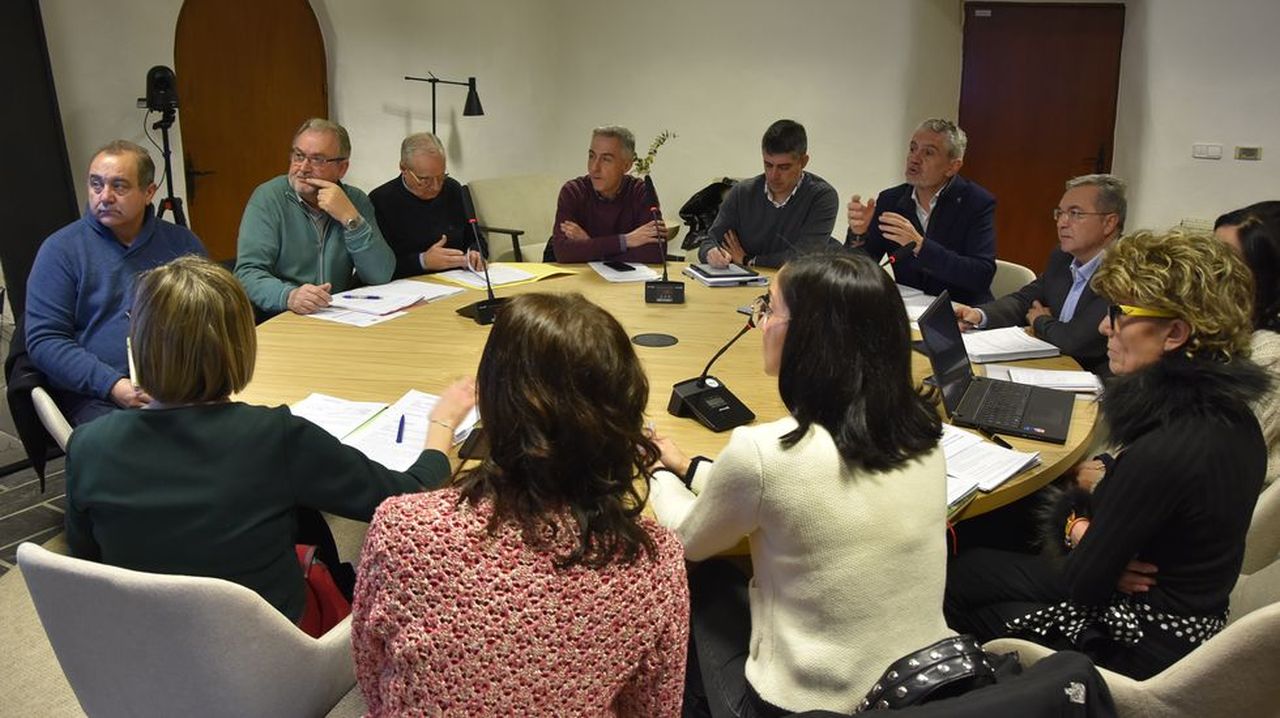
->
xmin=463 ymin=77 xmax=484 ymax=117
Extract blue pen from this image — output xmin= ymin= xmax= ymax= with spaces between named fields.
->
xmin=395 ymin=414 xmax=405 ymax=443
xmin=342 ymin=294 xmax=383 ymax=300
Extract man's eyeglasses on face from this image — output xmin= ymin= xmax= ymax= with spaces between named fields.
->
xmin=1052 ymin=208 xmax=1112 ymax=222
xmin=1107 ymin=303 xmax=1178 ymax=330
xmin=405 ymin=169 xmax=448 ymax=188
xmin=289 ymin=149 xmax=347 ymax=167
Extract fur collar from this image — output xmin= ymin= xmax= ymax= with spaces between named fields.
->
xmin=1102 ymin=353 xmax=1272 ymax=447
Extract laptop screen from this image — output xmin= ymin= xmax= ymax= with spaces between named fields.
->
xmin=916 ymin=290 xmax=973 ymax=416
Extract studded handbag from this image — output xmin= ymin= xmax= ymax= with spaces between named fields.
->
xmin=857 ymin=634 xmax=1011 ymax=711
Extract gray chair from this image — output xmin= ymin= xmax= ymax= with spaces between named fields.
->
xmin=990 ymin=259 xmax=1036 ymax=299
xmin=985 ymin=557 xmax=1280 ymax=718
xmin=1243 ymin=479 xmax=1280 ymax=574
xmin=17 ymin=542 xmax=355 ymax=718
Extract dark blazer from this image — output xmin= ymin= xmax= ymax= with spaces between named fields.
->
xmin=980 ymin=249 xmax=1111 ymax=376
xmin=853 ymin=175 xmax=996 ymax=305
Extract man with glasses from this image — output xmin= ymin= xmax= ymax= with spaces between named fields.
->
xmin=953 ymin=174 xmax=1126 ymax=375
xmin=550 ymin=125 xmax=667 ymax=263
xmin=846 ymin=118 xmax=996 ymax=304
xmin=235 ymin=118 xmax=394 ymax=316
xmin=25 ymin=140 xmax=206 ymax=424
xmin=369 ymin=132 xmax=483 ymax=278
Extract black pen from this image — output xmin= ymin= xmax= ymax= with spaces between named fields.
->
xmin=981 ymin=429 xmax=1013 ymax=449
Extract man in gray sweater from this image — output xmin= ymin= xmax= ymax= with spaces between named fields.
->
xmin=700 ymin=120 xmax=839 ymax=268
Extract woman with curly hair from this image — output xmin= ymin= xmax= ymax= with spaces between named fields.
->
xmin=946 ymin=229 xmax=1271 ymax=679
xmin=351 ymin=293 xmax=688 ymax=716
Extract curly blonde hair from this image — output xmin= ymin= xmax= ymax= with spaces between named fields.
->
xmin=1092 ymin=229 xmax=1254 ymax=359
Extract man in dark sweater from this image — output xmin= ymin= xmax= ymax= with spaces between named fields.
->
xmin=550 ymin=125 xmax=666 ymax=263
xmin=369 ymin=132 xmax=483 ymax=278
xmin=25 ymin=140 xmax=206 ymax=425
xmin=698 ymin=119 xmax=839 ymax=269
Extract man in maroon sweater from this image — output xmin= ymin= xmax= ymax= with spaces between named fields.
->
xmin=550 ymin=126 xmax=666 ymax=263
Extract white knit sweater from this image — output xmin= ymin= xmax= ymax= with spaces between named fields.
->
xmin=1252 ymin=329 xmax=1280 ymax=487
xmin=649 ymin=417 xmax=953 ymax=714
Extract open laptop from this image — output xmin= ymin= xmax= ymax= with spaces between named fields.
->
xmin=917 ymin=291 xmax=1075 ymax=444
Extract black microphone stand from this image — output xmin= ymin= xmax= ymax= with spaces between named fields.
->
xmin=455 ymin=218 xmax=508 ymax=325
xmin=667 ymin=320 xmax=756 ymax=431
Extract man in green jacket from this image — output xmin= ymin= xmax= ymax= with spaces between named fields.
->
xmin=235 ymin=118 xmax=395 ymax=316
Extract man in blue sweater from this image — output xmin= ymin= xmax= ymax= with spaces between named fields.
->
xmin=25 ymin=140 xmax=206 ymax=425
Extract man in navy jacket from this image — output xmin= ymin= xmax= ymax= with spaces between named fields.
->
xmin=847 ymin=119 xmax=996 ymax=305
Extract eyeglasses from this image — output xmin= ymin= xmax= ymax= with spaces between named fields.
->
xmin=1052 ymin=208 xmax=1112 ymax=222
xmin=1107 ymin=303 xmax=1178 ymax=330
xmin=750 ymin=294 xmax=789 ymax=327
xmin=404 ymin=169 xmax=449 ymax=188
xmin=289 ymin=149 xmax=347 ymax=167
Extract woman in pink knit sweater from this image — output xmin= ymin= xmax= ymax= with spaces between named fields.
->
xmin=351 ymin=292 xmax=689 ymax=717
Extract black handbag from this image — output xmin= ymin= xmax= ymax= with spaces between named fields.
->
xmin=858 ymin=634 xmax=1015 ymax=711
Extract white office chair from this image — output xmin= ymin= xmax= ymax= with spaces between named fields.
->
xmin=985 ymin=557 xmax=1280 ymax=718
xmin=30 ymin=386 xmax=72 ymax=452
xmin=17 ymin=542 xmax=355 ymax=718
xmin=1242 ymin=480 xmax=1280 ymax=574
xmin=990 ymin=259 xmax=1036 ymax=298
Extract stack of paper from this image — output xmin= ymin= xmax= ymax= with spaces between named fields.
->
xmin=941 ymin=424 xmax=1041 ymax=513
xmin=589 ymin=261 xmax=660 ymax=282
xmin=329 ymin=279 xmax=464 ymax=315
xmin=290 ymin=389 xmax=479 ymax=471
xmin=681 ymin=263 xmax=768 ymax=287
xmin=985 ymin=365 xmax=1103 ymax=393
xmin=961 ymin=327 xmax=1060 ymax=363
xmin=436 ymin=264 xmax=537 ymax=289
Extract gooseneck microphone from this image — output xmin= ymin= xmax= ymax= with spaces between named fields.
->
xmin=667 ymin=319 xmax=755 ymax=431
xmin=643 ymin=174 xmax=685 ymax=305
xmin=455 ymin=186 xmax=509 ymax=325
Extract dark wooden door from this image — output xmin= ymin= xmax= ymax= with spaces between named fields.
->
xmin=959 ymin=2 xmax=1124 ymax=272
xmin=174 ymin=0 xmax=328 ymax=262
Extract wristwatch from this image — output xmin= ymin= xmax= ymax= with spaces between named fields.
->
xmin=343 ymin=215 xmax=365 ymax=232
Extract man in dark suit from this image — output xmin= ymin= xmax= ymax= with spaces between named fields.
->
xmin=953 ymin=174 xmax=1126 ymax=375
xmin=846 ymin=118 xmax=996 ymax=304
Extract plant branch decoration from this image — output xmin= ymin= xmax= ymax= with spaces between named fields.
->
xmin=633 ymin=130 xmax=676 ymax=176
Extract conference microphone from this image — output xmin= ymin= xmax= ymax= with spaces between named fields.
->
xmin=879 ymin=242 xmax=916 ymax=268
xmin=667 ymin=319 xmax=755 ymax=431
xmin=455 ymin=186 xmax=508 ymax=325
xmin=643 ymin=174 xmax=685 ymax=305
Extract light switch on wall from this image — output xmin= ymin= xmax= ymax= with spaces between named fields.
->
xmin=1192 ymin=143 xmax=1223 ymax=160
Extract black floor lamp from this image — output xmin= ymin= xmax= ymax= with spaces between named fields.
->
xmin=403 ymin=72 xmax=484 ymax=135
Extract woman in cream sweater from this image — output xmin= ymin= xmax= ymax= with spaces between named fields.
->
xmin=649 ymin=252 xmax=952 ymax=716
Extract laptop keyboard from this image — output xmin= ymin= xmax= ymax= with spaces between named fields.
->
xmin=974 ymin=381 xmax=1033 ymax=428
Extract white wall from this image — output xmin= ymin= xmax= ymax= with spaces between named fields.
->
xmin=35 ymin=0 xmax=1280 ymax=238
xmin=1111 ymin=0 xmax=1280 ymax=229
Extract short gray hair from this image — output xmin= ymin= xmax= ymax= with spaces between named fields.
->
xmin=401 ymin=132 xmax=445 ymax=163
xmin=91 ymin=140 xmax=155 ymax=187
xmin=1066 ymin=174 xmax=1128 ymax=231
xmin=916 ymin=118 xmax=968 ymax=160
xmin=591 ymin=125 xmax=636 ymax=159
xmin=293 ymin=118 xmax=351 ymax=158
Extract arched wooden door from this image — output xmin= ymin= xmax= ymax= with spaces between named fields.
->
xmin=175 ymin=0 xmax=328 ymax=261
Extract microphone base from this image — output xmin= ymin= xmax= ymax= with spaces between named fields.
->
xmin=644 ymin=279 xmax=686 ymax=304
xmin=456 ymin=297 xmax=509 ymax=325
xmin=667 ymin=374 xmax=755 ymax=432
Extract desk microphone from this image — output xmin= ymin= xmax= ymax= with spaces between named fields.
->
xmin=643 ymin=174 xmax=685 ymax=305
xmin=667 ymin=319 xmax=756 ymax=431
xmin=879 ymin=243 xmax=916 ymax=268
xmin=456 ymin=186 xmax=508 ymax=325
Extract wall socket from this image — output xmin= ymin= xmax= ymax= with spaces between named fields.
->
xmin=1235 ymin=146 xmax=1263 ymax=161
xmin=1192 ymin=143 xmax=1223 ymax=160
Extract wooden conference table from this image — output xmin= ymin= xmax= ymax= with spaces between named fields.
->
xmin=236 ymin=265 xmax=1097 ymax=520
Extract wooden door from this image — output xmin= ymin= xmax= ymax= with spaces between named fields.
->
xmin=174 ymin=0 xmax=328 ymax=262
xmin=958 ymin=2 xmax=1124 ymax=272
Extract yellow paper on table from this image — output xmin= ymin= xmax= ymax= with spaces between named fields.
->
xmin=433 ymin=262 xmax=578 ymax=290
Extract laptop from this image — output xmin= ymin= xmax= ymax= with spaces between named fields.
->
xmin=916 ymin=291 xmax=1075 ymax=444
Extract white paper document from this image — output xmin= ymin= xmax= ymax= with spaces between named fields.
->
xmin=436 ymin=264 xmax=536 ymax=289
xmin=589 ymin=261 xmax=660 ymax=282
xmin=329 ymin=279 xmax=464 ymax=315
xmin=940 ymin=424 xmax=1041 ymax=498
xmin=961 ymin=327 xmax=1060 ymax=363
xmin=305 ymin=307 xmax=407 ymax=327
xmin=342 ymin=389 xmax=480 ymax=471
xmin=290 ymin=393 xmax=387 ymax=439
xmin=984 ymin=365 xmax=1104 ymax=393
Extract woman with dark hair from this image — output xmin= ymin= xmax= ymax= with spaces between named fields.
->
xmin=946 ymin=230 xmax=1269 ymax=679
xmin=351 ymin=293 xmax=689 ymax=716
xmin=1217 ymin=202 xmax=1280 ymax=487
xmin=649 ymin=252 xmax=949 ymax=716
